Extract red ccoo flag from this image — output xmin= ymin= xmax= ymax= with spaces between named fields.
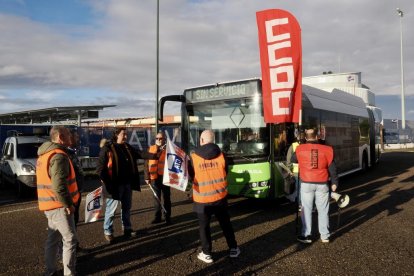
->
xmin=256 ymin=9 xmax=302 ymax=123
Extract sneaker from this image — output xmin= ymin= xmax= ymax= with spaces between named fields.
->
xmin=123 ymin=229 xmax=137 ymax=238
xmin=297 ymin=235 xmax=312 ymax=244
xmin=229 ymin=247 xmax=241 ymax=258
xmin=151 ymin=218 xmax=162 ymax=224
xmin=321 ymin=238 xmax=330 ymax=243
xmin=197 ymin=252 xmax=213 ymax=264
xmin=104 ymin=234 xmax=114 ymax=243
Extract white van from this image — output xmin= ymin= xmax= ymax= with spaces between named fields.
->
xmin=0 ymin=133 xmax=48 ymax=197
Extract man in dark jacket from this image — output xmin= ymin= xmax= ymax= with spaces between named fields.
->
xmin=67 ymin=129 xmax=84 ymax=228
xmin=96 ymin=128 xmax=157 ymax=243
xmin=188 ymin=129 xmax=240 ymax=264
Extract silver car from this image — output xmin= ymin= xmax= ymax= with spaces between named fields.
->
xmin=0 ymin=135 xmax=48 ymax=197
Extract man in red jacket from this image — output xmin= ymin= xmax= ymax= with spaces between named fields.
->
xmin=291 ymin=128 xmax=338 ymax=244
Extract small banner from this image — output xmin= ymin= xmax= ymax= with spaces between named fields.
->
xmin=256 ymin=9 xmax=302 ymax=123
xmin=84 ymin=186 xmax=104 ymax=223
xmin=163 ymin=138 xmax=190 ymax=191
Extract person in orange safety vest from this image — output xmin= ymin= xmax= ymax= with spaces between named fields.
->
xmin=144 ymin=131 xmax=172 ymax=225
xmin=36 ymin=125 xmax=80 ymax=276
xmin=291 ymin=128 xmax=339 ymax=244
xmin=188 ymin=129 xmax=240 ymax=264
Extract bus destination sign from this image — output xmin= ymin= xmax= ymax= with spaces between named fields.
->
xmin=185 ymin=79 xmax=260 ymax=103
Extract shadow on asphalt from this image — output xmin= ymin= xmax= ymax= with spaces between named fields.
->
xmin=331 ymin=152 xmax=414 ymax=239
xmin=2 ymin=152 xmax=413 ymax=275
xmin=76 ymin=193 xmax=308 ymax=275
xmin=75 ymin=151 xmax=414 ymax=275
xmin=78 ymin=200 xmax=300 ymax=275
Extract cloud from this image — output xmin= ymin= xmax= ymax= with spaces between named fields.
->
xmin=0 ymin=90 xmax=59 ymax=113
xmin=25 ymin=90 xmax=61 ymax=102
xmin=0 ymin=0 xmax=413 ymax=119
xmin=0 ymin=65 xmax=26 ymax=76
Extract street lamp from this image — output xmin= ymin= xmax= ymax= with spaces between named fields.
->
xmin=396 ymin=8 xmax=405 ymax=130
xmin=155 ymin=0 xmax=160 ymax=133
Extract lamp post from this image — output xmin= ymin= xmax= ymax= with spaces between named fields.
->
xmin=155 ymin=0 xmax=160 ymax=133
xmin=397 ymin=8 xmax=405 ymax=130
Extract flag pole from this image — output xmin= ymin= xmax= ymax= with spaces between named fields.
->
xmin=148 ymin=183 xmax=167 ymax=215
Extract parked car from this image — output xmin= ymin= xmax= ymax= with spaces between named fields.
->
xmin=0 ymin=132 xmax=48 ymax=197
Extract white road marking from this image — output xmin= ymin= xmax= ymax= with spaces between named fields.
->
xmin=0 ymin=206 xmax=37 ymax=215
xmin=0 ymin=187 xmax=151 ymax=215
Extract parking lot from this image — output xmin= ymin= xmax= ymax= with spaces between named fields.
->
xmin=0 ymin=151 xmax=413 ymax=275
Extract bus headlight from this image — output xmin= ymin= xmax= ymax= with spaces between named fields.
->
xmin=259 ymin=181 xmax=268 ymax=187
xmin=249 ymin=181 xmax=269 ymax=188
xmin=22 ymin=164 xmax=36 ymax=173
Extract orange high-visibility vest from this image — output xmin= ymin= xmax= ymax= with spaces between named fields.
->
xmin=36 ymin=148 xmax=80 ymax=211
xmin=148 ymin=145 xmax=166 ymax=180
xmin=191 ymin=152 xmax=227 ymax=203
xmin=296 ymin=143 xmax=334 ymax=183
xmin=107 ymin=151 xmax=114 ymax=178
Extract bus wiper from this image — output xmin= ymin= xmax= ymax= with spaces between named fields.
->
xmin=239 ymin=155 xmax=256 ymax=162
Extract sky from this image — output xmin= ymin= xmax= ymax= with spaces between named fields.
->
xmin=0 ymin=0 xmax=413 ymax=121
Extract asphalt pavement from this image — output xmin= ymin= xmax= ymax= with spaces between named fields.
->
xmin=0 ymin=151 xmax=413 ymax=275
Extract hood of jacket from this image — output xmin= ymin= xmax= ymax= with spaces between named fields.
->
xmin=38 ymin=141 xmax=67 ymax=156
xmin=194 ymin=143 xmax=222 ymax=160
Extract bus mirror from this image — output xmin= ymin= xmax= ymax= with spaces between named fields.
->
xmin=158 ymin=95 xmax=186 ymax=121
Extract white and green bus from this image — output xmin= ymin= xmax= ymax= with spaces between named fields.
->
xmin=159 ymin=78 xmax=381 ymax=199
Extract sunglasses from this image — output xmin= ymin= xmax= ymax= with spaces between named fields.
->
xmin=155 ymin=137 xmax=164 ymax=140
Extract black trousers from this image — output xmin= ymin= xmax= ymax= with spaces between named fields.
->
xmin=151 ymin=177 xmax=171 ymax=219
xmin=74 ymin=195 xmax=82 ymax=227
xmin=196 ymin=204 xmax=237 ymax=255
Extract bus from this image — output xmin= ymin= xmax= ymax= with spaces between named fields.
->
xmin=159 ymin=78 xmax=381 ymax=199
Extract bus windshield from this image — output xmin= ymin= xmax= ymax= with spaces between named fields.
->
xmin=187 ymin=96 xmax=269 ymax=158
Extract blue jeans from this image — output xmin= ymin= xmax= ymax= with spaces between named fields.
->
xmin=300 ymin=183 xmax=330 ymax=240
xmin=103 ymin=184 xmax=132 ymax=235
